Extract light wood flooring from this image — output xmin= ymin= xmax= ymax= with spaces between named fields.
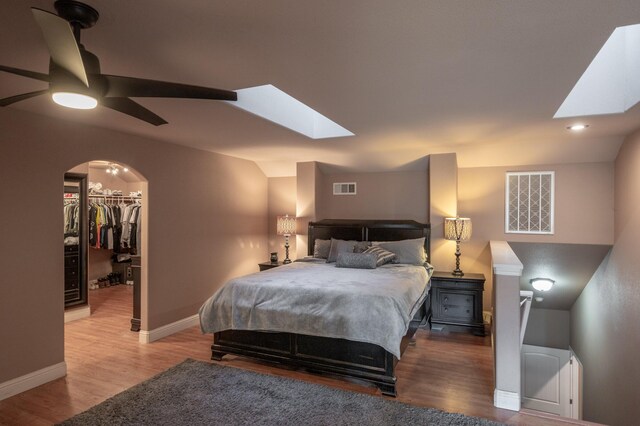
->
xmin=0 ymin=285 xmax=588 ymax=425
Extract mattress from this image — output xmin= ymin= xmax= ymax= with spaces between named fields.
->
xmin=199 ymin=259 xmax=432 ymax=358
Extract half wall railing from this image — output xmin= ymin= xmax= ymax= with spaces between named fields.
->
xmin=490 ymin=240 xmax=524 ymax=412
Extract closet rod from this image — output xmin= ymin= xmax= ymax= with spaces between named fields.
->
xmin=88 ymin=195 xmax=141 ymax=199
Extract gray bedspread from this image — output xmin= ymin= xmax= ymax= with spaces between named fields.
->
xmin=199 ymin=259 xmax=432 ymax=358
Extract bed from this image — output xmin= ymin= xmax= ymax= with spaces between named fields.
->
xmin=199 ymin=219 xmax=432 ymax=396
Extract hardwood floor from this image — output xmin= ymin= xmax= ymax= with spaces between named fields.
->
xmin=0 ymin=286 xmax=588 ymax=425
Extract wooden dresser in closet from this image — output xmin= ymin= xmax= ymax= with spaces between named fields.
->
xmin=64 ymin=244 xmax=81 ymax=304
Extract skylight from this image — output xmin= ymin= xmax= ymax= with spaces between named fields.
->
xmin=226 ymin=84 xmax=354 ymax=139
xmin=554 ymin=23 xmax=640 ymax=118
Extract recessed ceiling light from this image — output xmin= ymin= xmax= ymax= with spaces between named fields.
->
xmin=530 ymin=278 xmax=555 ymax=292
xmin=566 ymin=124 xmax=589 ymax=131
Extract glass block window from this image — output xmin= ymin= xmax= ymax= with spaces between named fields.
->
xmin=505 ymin=171 xmax=554 ymax=234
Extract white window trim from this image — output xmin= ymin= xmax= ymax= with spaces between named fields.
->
xmin=504 ymin=171 xmax=555 ymax=235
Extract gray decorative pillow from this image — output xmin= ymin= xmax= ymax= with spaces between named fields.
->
xmin=363 ymin=246 xmax=396 ymax=266
xmin=336 ymin=252 xmax=377 ymax=269
xmin=326 ymin=239 xmax=358 ymax=263
xmin=313 ymin=239 xmax=331 ymax=259
xmin=372 ymin=237 xmax=426 ymax=265
xmin=353 ymin=241 xmax=371 ymax=253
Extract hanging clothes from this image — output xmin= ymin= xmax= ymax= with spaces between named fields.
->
xmin=121 ymin=202 xmax=142 ymax=253
xmin=87 ymin=197 xmax=141 ymax=253
xmin=88 ymin=203 xmax=97 ymax=246
xmin=63 ymin=199 xmax=80 ymax=237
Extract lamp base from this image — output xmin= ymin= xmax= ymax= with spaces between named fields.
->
xmin=452 ymin=240 xmax=464 ymax=277
xmin=283 ymin=236 xmax=291 ymax=264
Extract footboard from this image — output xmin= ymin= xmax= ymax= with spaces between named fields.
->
xmin=211 ymin=294 xmax=431 ymax=397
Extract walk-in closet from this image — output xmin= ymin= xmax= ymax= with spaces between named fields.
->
xmin=63 ymin=161 xmax=145 ymax=332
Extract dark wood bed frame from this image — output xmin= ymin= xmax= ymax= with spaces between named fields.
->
xmin=211 ymin=219 xmax=431 ymax=396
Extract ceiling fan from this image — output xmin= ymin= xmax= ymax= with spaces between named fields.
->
xmin=0 ymin=0 xmax=237 ymax=126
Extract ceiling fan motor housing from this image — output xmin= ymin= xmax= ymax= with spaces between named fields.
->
xmin=54 ymin=0 xmax=99 ymax=31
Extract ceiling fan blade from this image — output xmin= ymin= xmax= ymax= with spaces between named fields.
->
xmin=0 ymin=89 xmax=49 ymax=107
xmin=101 ymin=97 xmax=168 ymax=126
xmin=103 ymin=75 xmax=237 ymax=101
xmin=31 ymin=8 xmax=89 ymax=87
xmin=0 ymin=65 xmax=49 ymax=82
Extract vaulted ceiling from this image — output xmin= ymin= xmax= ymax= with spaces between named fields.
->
xmin=2 ymin=0 xmax=640 ymax=176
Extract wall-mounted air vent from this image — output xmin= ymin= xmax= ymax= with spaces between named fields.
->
xmin=333 ymin=182 xmax=357 ymax=195
xmin=505 ymin=171 xmax=554 ymax=234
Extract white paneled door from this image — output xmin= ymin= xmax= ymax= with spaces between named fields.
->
xmin=521 ymin=344 xmax=571 ymax=417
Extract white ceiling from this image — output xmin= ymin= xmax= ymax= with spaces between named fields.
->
xmin=2 ymin=0 xmax=640 ymax=177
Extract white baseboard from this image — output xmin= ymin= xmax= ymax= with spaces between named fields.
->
xmin=494 ymin=388 xmax=521 ymax=411
xmin=0 ymin=362 xmax=67 ymax=401
xmin=139 ymin=314 xmax=199 ymax=344
xmin=64 ymin=305 xmax=91 ymax=323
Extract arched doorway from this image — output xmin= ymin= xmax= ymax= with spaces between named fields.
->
xmin=63 ymin=160 xmax=149 ymax=362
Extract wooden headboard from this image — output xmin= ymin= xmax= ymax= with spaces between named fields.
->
xmin=308 ymin=219 xmax=431 ymax=258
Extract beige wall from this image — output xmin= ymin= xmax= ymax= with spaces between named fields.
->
xmin=0 ymin=108 xmax=268 ymax=383
xmin=459 ymin=162 xmax=614 ymax=309
xmin=429 ymin=153 xmax=458 ymax=272
xmin=295 ymin=166 xmax=430 ymax=257
xmin=319 ymin=171 xmax=428 ymax=222
xmin=571 ymin=130 xmax=640 ymax=425
xmin=268 ymin=177 xmax=297 ymax=262
xmin=523 ymin=308 xmax=570 ymax=349
xmin=295 ymin=161 xmax=322 ymax=258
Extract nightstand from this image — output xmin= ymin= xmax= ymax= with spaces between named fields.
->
xmin=258 ymin=261 xmax=284 ymax=271
xmin=430 ymin=271 xmax=486 ymax=336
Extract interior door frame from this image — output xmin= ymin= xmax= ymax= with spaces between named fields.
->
xmin=64 ymin=172 xmax=88 ymax=308
xmin=570 ymin=350 xmax=583 ymax=420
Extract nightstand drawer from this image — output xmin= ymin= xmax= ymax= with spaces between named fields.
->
xmin=439 ymin=291 xmax=476 ymax=322
xmin=430 ymin=271 xmax=486 ymax=335
xmin=440 ymin=292 xmax=474 ymax=308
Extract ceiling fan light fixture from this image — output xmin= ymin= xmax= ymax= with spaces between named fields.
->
xmin=52 ymin=91 xmax=97 ymax=109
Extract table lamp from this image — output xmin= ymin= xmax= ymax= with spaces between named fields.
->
xmin=444 ymin=217 xmax=472 ymax=277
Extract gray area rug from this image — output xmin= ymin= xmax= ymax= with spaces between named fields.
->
xmin=59 ymin=359 xmax=504 ymax=426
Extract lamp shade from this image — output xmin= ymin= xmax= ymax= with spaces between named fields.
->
xmin=277 ymin=215 xmax=296 ymax=236
xmin=444 ymin=217 xmax=472 ymax=242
